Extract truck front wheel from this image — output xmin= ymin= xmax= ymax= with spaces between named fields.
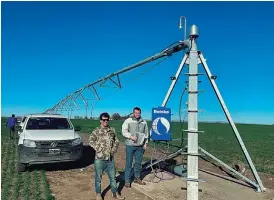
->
xmin=17 ymin=161 xmax=27 ymax=172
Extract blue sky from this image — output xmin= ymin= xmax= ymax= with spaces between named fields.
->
xmin=1 ymin=1 xmax=274 ymax=124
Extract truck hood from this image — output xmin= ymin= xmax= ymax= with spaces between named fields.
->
xmin=23 ymin=130 xmax=78 ymax=140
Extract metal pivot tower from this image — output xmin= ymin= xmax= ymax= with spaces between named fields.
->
xmin=159 ymin=22 xmax=266 ymax=199
xmin=186 ymin=25 xmax=200 ymax=199
xmin=44 ymin=15 xmax=266 ymax=197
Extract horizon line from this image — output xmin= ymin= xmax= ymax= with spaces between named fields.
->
xmin=2 ymin=115 xmax=272 ymax=126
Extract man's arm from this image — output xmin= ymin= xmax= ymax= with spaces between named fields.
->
xmin=144 ymin=121 xmax=149 ymax=144
xmin=122 ymin=119 xmax=131 ymax=139
xmin=6 ymin=118 xmax=9 ymax=127
xmin=89 ymin=129 xmax=98 ymax=151
xmin=122 ymin=119 xmax=137 ymax=141
xmin=111 ymin=128 xmax=120 ymax=154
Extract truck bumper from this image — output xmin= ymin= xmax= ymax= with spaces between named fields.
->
xmin=18 ymin=143 xmax=83 ymax=165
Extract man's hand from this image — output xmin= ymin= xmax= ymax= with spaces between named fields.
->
xmin=143 ymin=143 xmax=147 ymax=150
xmin=130 ymin=135 xmax=137 ymax=142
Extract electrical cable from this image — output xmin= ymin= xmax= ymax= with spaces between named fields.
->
xmin=147 ymin=142 xmax=175 ymax=183
xmin=178 ymin=85 xmax=188 ymax=148
xmin=160 ymin=41 xmax=181 ymax=52
xmin=147 ymin=80 xmax=189 ymax=183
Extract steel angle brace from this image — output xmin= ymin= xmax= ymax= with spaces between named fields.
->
xmin=199 ymin=147 xmax=261 ymax=191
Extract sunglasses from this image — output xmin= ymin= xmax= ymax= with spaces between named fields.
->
xmin=101 ymin=119 xmax=109 ymax=122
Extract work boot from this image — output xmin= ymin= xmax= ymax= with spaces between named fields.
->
xmin=124 ymin=182 xmax=131 ymax=189
xmin=112 ymin=193 xmax=125 ymax=199
xmin=134 ymin=178 xmax=146 ymax=185
xmin=96 ymin=193 xmax=103 ymax=200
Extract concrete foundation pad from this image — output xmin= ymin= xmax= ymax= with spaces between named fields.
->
xmin=131 ymin=171 xmax=274 ymax=200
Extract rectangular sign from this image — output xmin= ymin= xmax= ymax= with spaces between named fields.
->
xmin=151 ymin=107 xmax=171 ymax=141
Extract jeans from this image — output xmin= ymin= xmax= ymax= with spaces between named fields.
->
xmin=9 ymin=127 xmax=15 ymax=139
xmin=94 ymin=157 xmax=117 ymax=194
xmin=125 ymin=145 xmax=144 ymax=184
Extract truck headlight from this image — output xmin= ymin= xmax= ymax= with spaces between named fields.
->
xmin=72 ymin=138 xmax=82 ymax=145
xmin=23 ymin=139 xmax=36 ymax=147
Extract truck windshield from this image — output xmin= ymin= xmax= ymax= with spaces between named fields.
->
xmin=26 ymin=117 xmax=73 ymax=130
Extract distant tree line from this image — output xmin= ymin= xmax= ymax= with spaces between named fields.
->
xmin=74 ymin=116 xmax=93 ymax=120
xmin=111 ymin=113 xmax=127 ymax=120
xmin=73 ymin=113 xmax=132 ymax=120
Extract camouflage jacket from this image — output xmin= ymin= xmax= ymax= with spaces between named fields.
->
xmin=89 ymin=126 xmax=120 ymax=160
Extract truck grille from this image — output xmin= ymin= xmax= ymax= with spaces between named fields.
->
xmin=35 ymin=140 xmax=73 ymax=148
xmin=25 ymin=151 xmax=72 ymax=157
xmin=37 ymin=151 xmax=72 ymax=157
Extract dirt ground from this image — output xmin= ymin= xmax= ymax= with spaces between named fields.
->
xmin=44 ymin=134 xmax=274 ymax=200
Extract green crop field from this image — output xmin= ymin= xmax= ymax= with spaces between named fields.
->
xmin=1 ymin=118 xmax=55 ymax=200
xmin=71 ymin=119 xmax=274 ymax=174
xmin=1 ymin=117 xmax=273 ymax=200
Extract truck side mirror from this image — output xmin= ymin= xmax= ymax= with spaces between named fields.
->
xmin=17 ymin=125 xmax=23 ymax=132
xmin=75 ymin=126 xmax=81 ymax=132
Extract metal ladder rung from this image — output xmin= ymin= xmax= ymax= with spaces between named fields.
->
xmin=184 ymin=73 xmax=204 ymax=76
xmin=181 ymin=109 xmax=205 ymax=112
xmin=188 ymin=90 xmax=204 ymax=94
xmin=181 ymin=152 xmax=201 ymax=156
xmin=172 ymin=138 xmax=187 ymax=141
xmin=185 ymin=80 xmax=202 ymax=83
xmin=183 ymin=130 xmax=204 ymax=133
xmin=188 ymin=109 xmax=199 ymax=112
xmin=187 ymin=109 xmax=205 ymax=112
xmin=182 ymin=178 xmax=207 ymax=183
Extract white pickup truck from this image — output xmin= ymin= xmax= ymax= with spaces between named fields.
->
xmin=17 ymin=113 xmax=83 ymax=172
